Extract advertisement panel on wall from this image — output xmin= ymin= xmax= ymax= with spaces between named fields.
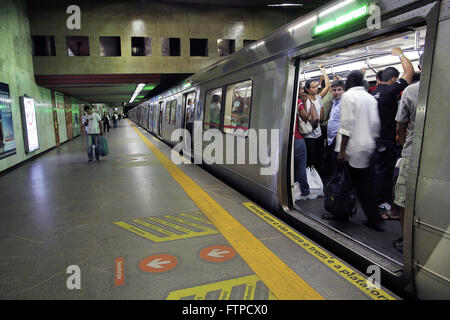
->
xmin=0 ymin=82 xmax=17 ymax=160
xmin=19 ymin=96 xmax=39 ymax=153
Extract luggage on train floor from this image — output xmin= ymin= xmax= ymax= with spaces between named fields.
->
xmin=323 ymin=164 xmax=357 ymax=221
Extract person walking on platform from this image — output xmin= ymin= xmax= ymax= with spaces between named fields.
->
xmin=371 ymin=47 xmax=414 ymax=212
xmin=112 ymin=113 xmax=118 ymax=128
xmin=83 ymin=105 xmax=103 ymax=162
xmin=337 ymin=71 xmax=383 ymax=230
xmin=102 ymin=112 xmax=110 ymax=133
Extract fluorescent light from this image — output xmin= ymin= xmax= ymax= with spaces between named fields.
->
xmin=318 ymin=0 xmax=355 ymax=18
xmin=268 ymin=3 xmax=304 ymax=7
xmin=129 ymin=83 xmax=146 ymax=103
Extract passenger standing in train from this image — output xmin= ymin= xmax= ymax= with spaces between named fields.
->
xmin=325 ymin=80 xmax=345 ymax=175
xmin=83 ymin=105 xmax=103 ymax=162
xmin=186 ymin=99 xmax=195 ymax=152
xmin=388 ymin=54 xmax=423 ymax=252
xmin=369 ymin=70 xmax=384 ymax=94
xmin=371 ymin=47 xmax=414 ymax=212
xmin=337 ymin=71 xmax=383 ymax=230
xmin=303 ymin=64 xmax=331 ymax=178
xmin=210 ymin=94 xmax=221 ymax=129
xmin=294 ymin=93 xmax=316 ymax=201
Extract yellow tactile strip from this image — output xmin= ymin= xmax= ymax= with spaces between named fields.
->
xmin=242 ymin=202 xmax=396 ymax=300
xmin=129 ymin=121 xmax=323 ymax=300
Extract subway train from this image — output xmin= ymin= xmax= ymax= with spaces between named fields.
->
xmin=128 ymin=0 xmax=450 ymax=299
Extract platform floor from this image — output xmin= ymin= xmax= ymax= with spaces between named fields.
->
xmin=0 ymin=119 xmax=399 ymax=300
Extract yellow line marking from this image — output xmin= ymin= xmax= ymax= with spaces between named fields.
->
xmin=133 ymin=219 xmax=178 ymax=236
xmin=166 ymin=274 xmax=276 ymax=300
xmin=114 ymin=221 xmax=165 ymax=242
xmin=115 ymin=213 xmax=219 ymax=242
xmin=165 ymin=215 xmax=215 ymax=231
xmin=130 ymin=121 xmax=323 ymax=300
xmin=242 ymin=202 xmax=397 ymax=301
xmin=243 ymin=278 xmax=257 ymax=300
xmin=147 ymin=217 xmax=196 ymax=234
xmin=179 ymin=213 xmax=213 ymax=225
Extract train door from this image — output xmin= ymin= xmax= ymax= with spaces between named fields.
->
xmin=153 ymin=103 xmax=158 ymax=134
xmin=148 ymin=103 xmax=153 ymax=132
xmin=182 ymin=91 xmax=196 ymax=156
xmin=158 ymin=101 xmax=164 ymax=138
xmin=288 ymin=24 xmax=430 ymax=274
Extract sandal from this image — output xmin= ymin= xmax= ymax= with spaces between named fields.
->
xmin=381 ymin=210 xmax=400 ymax=220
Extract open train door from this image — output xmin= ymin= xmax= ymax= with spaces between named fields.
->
xmin=182 ymin=91 xmax=196 ymax=158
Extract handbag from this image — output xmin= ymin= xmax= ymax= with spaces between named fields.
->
xmin=98 ymin=136 xmax=109 ymax=156
xmin=298 ymin=113 xmax=313 ymax=136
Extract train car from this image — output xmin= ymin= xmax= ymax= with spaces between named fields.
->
xmin=129 ymin=0 xmax=450 ymax=299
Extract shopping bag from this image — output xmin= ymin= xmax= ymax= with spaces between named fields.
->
xmin=306 ymin=166 xmax=323 ymax=197
xmin=98 ymin=136 xmax=109 ymax=156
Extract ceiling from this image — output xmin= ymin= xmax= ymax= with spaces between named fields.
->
xmin=154 ymin=0 xmax=330 ymax=9
xmin=35 ymin=0 xmax=333 ymax=110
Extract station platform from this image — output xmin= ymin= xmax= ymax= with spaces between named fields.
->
xmin=0 ymin=119 xmax=399 ymax=300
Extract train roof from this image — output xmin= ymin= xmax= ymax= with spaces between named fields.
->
xmin=147 ymin=0 xmax=424 ymax=103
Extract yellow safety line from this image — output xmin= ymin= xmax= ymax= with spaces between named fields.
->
xmin=129 ymin=120 xmax=323 ymax=300
xmin=242 ymin=202 xmax=397 ymax=300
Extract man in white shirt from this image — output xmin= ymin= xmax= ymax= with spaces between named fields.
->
xmin=83 ymin=105 xmax=103 ymax=162
xmin=337 ymin=71 xmax=383 ymax=230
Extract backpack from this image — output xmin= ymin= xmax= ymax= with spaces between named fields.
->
xmin=324 ymin=164 xmax=357 ymax=220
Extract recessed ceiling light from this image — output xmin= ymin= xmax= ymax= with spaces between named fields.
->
xmin=268 ymin=3 xmax=304 ymax=7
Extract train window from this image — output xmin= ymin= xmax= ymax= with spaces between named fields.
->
xmin=164 ymin=101 xmax=170 ymax=123
xmin=217 ymin=39 xmax=235 ymax=56
xmin=100 ymin=36 xmax=121 ymax=56
xmin=169 ymin=99 xmax=177 ymax=124
xmin=243 ymin=40 xmax=256 ymax=48
xmin=32 ymin=35 xmax=56 ymax=56
xmin=203 ymin=88 xmax=222 ymax=130
xmin=132 ymin=37 xmax=152 ymax=56
xmin=223 ymin=80 xmax=252 ymax=135
xmin=66 ymin=36 xmax=89 ymax=56
xmin=162 ymin=38 xmax=181 ymax=56
xmin=190 ymin=39 xmax=208 ymax=57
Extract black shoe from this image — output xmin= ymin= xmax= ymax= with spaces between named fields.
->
xmin=393 ymin=237 xmax=403 ymax=253
xmin=88 ymin=159 xmax=93 ymax=163
xmin=363 ymin=220 xmax=385 ymax=232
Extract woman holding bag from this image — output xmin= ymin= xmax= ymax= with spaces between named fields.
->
xmin=294 ymin=88 xmax=318 ymax=201
xmin=304 ymin=64 xmax=331 ymax=178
